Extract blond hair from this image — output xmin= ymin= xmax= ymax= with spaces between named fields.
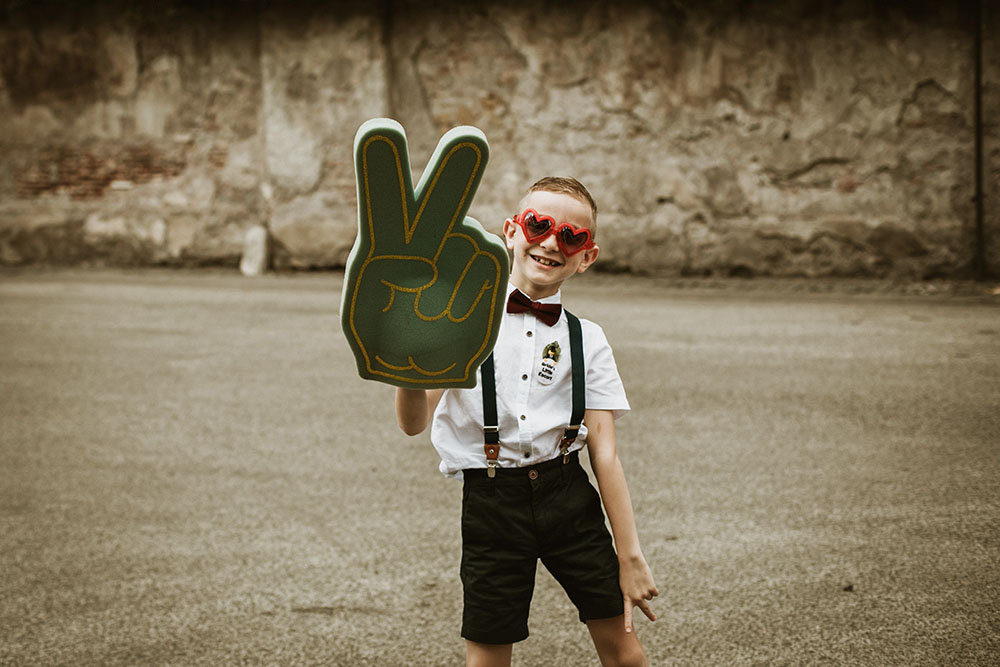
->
xmin=523 ymin=176 xmax=598 ymax=233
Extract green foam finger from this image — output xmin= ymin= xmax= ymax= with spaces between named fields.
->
xmin=355 ymin=119 xmax=415 ymax=256
xmin=447 ymin=241 xmax=507 ymax=321
xmin=413 ymin=127 xmax=489 ymax=258
xmin=341 ymin=119 xmax=510 ymax=389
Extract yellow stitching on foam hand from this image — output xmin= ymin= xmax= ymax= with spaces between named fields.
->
xmin=375 ymin=355 xmax=457 ymax=377
xmin=380 ymin=281 xmax=396 ymax=312
xmin=362 ymin=135 xmax=409 ymax=248
xmin=412 ymin=234 xmax=484 ymax=323
xmin=414 ymin=142 xmax=482 ymax=258
xmin=350 ymin=133 xmax=496 ymax=385
xmin=448 ymin=275 xmax=492 ymax=323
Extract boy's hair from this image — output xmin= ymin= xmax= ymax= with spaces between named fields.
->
xmin=523 ymin=176 xmax=598 ymax=232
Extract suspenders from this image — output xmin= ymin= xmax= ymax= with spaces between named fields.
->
xmin=480 ymin=311 xmax=585 ymax=478
xmin=481 ymin=354 xmax=501 ymax=474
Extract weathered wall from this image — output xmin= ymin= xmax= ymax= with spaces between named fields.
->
xmin=1 ymin=0 xmax=996 ymax=278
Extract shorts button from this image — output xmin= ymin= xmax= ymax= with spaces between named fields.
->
xmin=528 ymin=469 xmax=539 ymax=480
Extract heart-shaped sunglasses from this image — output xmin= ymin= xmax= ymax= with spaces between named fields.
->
xmin=513 ymin=209 xmax=596 ymax=256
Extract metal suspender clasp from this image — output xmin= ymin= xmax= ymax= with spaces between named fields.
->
xmin=484 ymin=437 xmax=500 ymax=478
xmin=559 ymin=424 xmax=581 ymax=463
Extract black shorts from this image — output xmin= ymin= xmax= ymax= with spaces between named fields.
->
xmin=459 ymin=451 xmax=623 ymax=645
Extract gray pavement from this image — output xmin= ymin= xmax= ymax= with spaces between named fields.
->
xmin=1 ymin=269 xmax=998 ymax=666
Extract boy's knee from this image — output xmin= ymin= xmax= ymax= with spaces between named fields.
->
xmin=590 ymin=620 xmax=648 ymax=667
xmin=616 ymin=643 xmax=648 ymax=667
xmin=602 ymin=640 xmax=647 ymax=667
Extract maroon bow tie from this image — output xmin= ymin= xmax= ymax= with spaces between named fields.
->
xmin=506 ymin=290 xmax=562 ymax=326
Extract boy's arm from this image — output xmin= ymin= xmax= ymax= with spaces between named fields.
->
xmin=395 ymin=388 xmax=444 ymax=435
xmin=584 ymin=408 xmax=659 ymax=633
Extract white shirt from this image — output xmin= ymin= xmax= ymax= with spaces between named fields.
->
xmin=430 ymin=284 xmax=630 ymax=478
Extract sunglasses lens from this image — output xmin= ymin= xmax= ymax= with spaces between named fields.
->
xmin=559 ymin=226 xmax=590 ymax=253
xmin=522 ymin=212 xmax=551 ymax=238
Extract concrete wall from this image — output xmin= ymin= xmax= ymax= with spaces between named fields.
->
xmin=1 ymin=0 xmax=996 ymax=278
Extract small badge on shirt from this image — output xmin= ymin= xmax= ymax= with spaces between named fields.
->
xmin=537 ymin=341 xmax=561 ymax=385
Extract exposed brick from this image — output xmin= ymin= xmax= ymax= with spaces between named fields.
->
xmin=15 ymin=146 xmax=187 ymax=200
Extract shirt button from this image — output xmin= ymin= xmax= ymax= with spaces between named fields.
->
xmin=526 ymin=331 xmax=533 ymax=337
xmin=521 ymin=374 xmax=528 ymax=381
xmin=523 ymin=452 xmax=530 ymax=458
xmin=519 ymin=414 xmax=526 ymax=421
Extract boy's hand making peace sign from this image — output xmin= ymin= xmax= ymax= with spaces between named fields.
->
xmin=341 ymin=119 xmax=509 ymax=389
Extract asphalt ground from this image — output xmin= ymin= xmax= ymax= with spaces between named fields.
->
xmin=1 ymin=269 xmax=998 ymax=666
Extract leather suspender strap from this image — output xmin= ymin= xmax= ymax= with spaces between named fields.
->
xmin=481 ymin=309 xmax=586 ymax=476
xmin=559 ymin=311 xmax=585 ymax=462
xmin=480 ymin=353 xmax=500 ymax=477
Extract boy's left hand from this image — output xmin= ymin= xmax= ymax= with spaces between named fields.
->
xmin=619 ymin=554 xmax=659 ymax=633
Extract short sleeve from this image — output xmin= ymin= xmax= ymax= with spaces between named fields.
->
xmin=581 ymin=319 xmax=630 ymax=419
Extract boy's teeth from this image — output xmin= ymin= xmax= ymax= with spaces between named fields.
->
xmin=533 ymin=255 xmax=559 ymax=266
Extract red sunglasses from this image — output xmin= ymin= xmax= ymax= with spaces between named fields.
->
xmin=513 ymin=209 xmax=596 ymax=256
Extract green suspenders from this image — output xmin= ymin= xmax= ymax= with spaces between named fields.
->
xmin=481 ymin=311 xmax=585 ymax=478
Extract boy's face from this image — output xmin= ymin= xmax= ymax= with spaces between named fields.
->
xmin=503 ymin=190 xmax=599 ymax=299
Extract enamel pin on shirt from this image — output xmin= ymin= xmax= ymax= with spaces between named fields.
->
xmin=537 ymin=341 xmax=561 ymax=386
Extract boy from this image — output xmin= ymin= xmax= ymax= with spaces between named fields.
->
xmin=396 ymin=177 xmax=658 ymax=667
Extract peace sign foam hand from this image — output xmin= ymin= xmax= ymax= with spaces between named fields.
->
xmin=341 ymin=119 xmax=510 ymax=389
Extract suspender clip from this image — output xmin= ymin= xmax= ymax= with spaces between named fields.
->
xmin=560 ymin=423 xmax=582 ymax=463
xmin=484 ymin=442 xmax=500 ymax=477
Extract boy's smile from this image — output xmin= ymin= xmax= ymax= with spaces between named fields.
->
xmin=504 ymin=190 xmax=599 ymax=300
xmin=529 ymin=253 xmax=561 ymax=268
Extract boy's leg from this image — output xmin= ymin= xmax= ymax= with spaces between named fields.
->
xmin=460 ymin=476 xmax=538 ymax=645
xmin=535 ymin=460 xmax=646 ymax=666
xmin=586 ymin=616 xmax=648 ymax=667
xmin=466 ymin=640 xmax=513 ymax=667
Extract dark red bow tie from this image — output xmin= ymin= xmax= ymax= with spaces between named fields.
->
xmin=506 ymin=290 xmax=562 ymax=326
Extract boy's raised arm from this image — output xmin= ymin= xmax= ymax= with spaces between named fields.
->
xmin=584 ymin=408 xmax=659 ymax=633
xmin=395 ymin=388 xmax=444 ymax=435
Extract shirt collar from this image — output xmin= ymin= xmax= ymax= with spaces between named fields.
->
xmin=507 ymin=282 xmax=561 ymax=306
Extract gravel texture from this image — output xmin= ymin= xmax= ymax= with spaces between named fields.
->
xmin=1 ymin=268 xmax=998 ymax=666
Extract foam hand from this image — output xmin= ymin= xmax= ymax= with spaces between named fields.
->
xmin=341 ymin=119 xmax=509 ymax=389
